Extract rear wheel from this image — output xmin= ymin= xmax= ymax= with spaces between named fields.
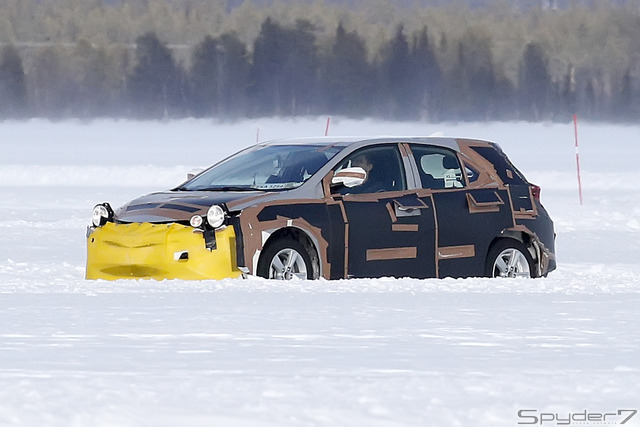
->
xmin=258 ymin=238 xmax=314 ymax=280
xmin=485 ymin=239 xmax=534 ymax=278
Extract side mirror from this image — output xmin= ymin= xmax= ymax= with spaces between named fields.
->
xmin=331 ymin=167 xmax=367 ymax=188
xmin=187 ymin=168 xmax=204 ymax=180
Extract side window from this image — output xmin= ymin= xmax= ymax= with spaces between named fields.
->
xmin=410 ymin=145 xmax=464 ymax=189
xmin=334 ymin=145 xmax=406 ymax=194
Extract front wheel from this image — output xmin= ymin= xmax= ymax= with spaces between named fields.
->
xmin=257 ymin=238 xmax=314 ymax=280
xmin=485 ymin=239 xmax=534 ymax=278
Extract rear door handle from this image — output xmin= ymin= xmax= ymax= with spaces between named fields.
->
xmin=393 ymin=200 xmax=428 ymax=217
xmin=397 ymin=205 xmax=415 ymax=212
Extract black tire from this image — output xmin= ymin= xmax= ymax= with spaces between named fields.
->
xmin=485 ymin=239 xmax=535 ymax=278
xmin=257 ymin=237 xmax=315 ymax=280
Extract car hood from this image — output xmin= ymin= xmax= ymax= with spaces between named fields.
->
xmin=114 ymin=190 xmax=264 ymax=223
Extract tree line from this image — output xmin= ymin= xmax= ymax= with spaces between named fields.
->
xmin=1 ymin=0 xmax=640 ymax=122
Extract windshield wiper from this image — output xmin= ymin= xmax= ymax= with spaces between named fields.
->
xmin=199 ymin=186 xmax=261 ymax=192
xmin=173 ymin=185 xmax=265 ymax=192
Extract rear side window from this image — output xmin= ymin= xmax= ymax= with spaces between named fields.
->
xmin=410 ymin=145 xmax=464 ymax=189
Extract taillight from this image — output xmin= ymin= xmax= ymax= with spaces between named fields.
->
xmin=530 ymin=184 xmax=541 ymax=201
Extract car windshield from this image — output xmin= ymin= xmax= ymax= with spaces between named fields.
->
xmin=179 ymin=144 xmax=342 ymax=191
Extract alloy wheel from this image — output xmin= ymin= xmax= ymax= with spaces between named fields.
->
xmin=492 ymin=248 xmax=531 ymax=278
xmin=269 ymin=248 xmax=308 ymax=280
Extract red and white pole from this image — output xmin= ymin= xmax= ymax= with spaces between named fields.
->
xmin=573 ymin=114 xmax=583 ymax=205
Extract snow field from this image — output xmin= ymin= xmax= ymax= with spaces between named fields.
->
xmin=1 ymin=118 xmax=639 ymax=426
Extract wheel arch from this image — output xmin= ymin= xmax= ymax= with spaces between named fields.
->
xmin=486 ymin=229 xmax=542 ymax=277
xmin=259 ymin=226 xmax=322 ymax=279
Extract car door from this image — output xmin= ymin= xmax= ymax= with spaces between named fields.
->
xmin=408 ymin=143 xmax=513 ymax=278
xmin=329 ymin=144 xmax=437 ymax=279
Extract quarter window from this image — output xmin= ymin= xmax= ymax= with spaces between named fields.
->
xmin=464 ymin=164 xmax=480 ymax=184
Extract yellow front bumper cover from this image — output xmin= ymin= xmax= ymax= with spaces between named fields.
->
xmin=86 ymin=222 xmax=242 ymax=280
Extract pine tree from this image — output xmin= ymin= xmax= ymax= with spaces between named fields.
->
xmin=128 ymin=32 xmax=186 ymax=119
xmin=322 ymin=23 xmax=372 ymax=115
xmin=71 ymin=40 xmax=113 ymax=117
xmin=31 ymin=46 xmax=75 ymax=118
xmin=615 ymin=68 xmax=637 ymax=121
xmin=190 ymin=35 xmax=221 ymax=117
xmin=378 ymin=25 xmax=412 ymax=118
xmin=251 ymin=17 xmax=287 ymax=116
xmin=410 ymin=27 xmax=443 ymax=121
xmin=281 ymin=20 xmax=319 ymax=115
xmin=217 ymin=32 xmax=251 ymax=117
xmin=518 ymin=41 xmax=552 ymax=120
xmin=251 ymin=18 xmax=320 ymax=116
xmin=453 ymin=27 xmax=497 ymax=120
xmin=190 ymin=32 xmax=250 ymax=118
xmin=0 ymin=45 xmax=27 ymax=118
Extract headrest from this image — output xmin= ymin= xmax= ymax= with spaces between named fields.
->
xmin=442 ymin=156 xmax=459 ymax=169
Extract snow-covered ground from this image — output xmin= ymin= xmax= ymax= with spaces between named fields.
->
xmin=1 ymin=118 xmax=639 ymax=426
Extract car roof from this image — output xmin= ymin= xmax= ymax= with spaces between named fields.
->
xmin=260 ymin=136 xmax=466 ymax=151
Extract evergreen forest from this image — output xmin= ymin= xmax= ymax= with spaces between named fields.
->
xmin=1 ymin=0 xmax=640 ymax=122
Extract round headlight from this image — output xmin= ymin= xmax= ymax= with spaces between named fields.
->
xmin=92 ymin=204 xmax=110 ymax=227
xmin=206 ymin=205 xmax=226 ymax=228
xmin=189 ymin=215 xmax=203 ymax=228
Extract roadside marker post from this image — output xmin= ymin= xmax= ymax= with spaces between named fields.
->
xmin=573 ymin=114 xmax=583 ymax=205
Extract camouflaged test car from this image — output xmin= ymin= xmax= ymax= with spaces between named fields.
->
xmin=86 ymin=136 xmax=556 ymax=280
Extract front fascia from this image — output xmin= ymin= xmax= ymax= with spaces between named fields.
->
xmin=86 ymin=222 xmax=242 ymax=280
